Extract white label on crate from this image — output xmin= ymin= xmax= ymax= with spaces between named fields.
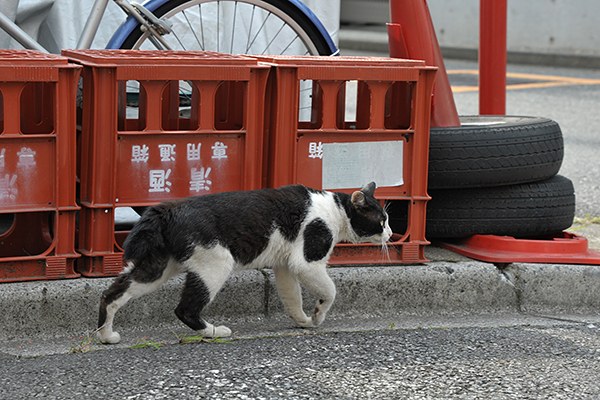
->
xmin=148 ymin=168 xmax=172 ymax=193
xmin=17 ymin=147 xmax=36 ymax=168
xmin=322 ymin=141 xmax=403 ymax=190
xmin=189 ymin=167 xmax=212 ymax=192
xmin=211 ymin=141 xmax=228 ymax=160
xmin=308 ymin=142 xmax=324 ymax=159
xmin=187 ymin=143 xmax=202 ymax=161
xmin=158 ymin=144 xmax=177 ymax=162
xmin=0 ymin=173 xmax=18 ymax=200
xmin=131 ymin=144 xmax=150 ymax=163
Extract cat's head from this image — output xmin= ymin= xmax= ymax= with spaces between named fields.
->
xmin=347 ymin=182 xmax=393 ymax=244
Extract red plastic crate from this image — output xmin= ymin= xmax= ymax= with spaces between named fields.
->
xmin=63 ymin=50 xmax=270 ymax=277
xmin=262 ymin=55 xmax=436 ymax=264
xmin=0 ymin=50 xmax=81 ymax=282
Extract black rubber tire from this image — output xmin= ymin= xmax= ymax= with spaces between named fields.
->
xmin=428 ymin=116 xmax=564 ymax=189
xmin=388 ymin=175 xmax=575 ymax=239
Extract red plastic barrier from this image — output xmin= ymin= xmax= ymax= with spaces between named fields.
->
xmin=440 ymin=233 xmax=600 ymax=265
xmin=0 ymin=50 xmax=81 ymax=282
xmin=63 ymin=50 xmax=270 ymax=277
xmin=262 ymin=55 xmax=436 ymax=264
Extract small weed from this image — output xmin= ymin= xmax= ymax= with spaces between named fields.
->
xmin=205 ymin=337 xmax=234 ymax=344
xmin=129 ymin=339 xmax=163 ymax=350
xmin=178 ymin=334 xmax=205 ymax=344
xmin=70 ymin=334 xmax=95 ymax=354
xmin=179 ymin=334 xmax=233 ymax=345
xmin=572 ymin=215 xmax=600 ymax=227
xmin=387 ymin=322 xmax=397 ymax=330
xmin=70 ymin=329 xmax=101 ymax=354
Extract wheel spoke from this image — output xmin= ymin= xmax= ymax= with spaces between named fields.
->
xmin=181 ymin=10 xmax=203 ymax=50
xmin=170 ymin=29 xmax=187 ymax=50
xmin=217 ymin=0 xmax=220 ymax=52
xmin=230 ymin=2 xmax=238 ymax=53
xmin=279 ymin=34 xmax=300 ymax=55
xmin=199 ymin=4 xmax=205 ymax=50
xmin=245 ymin=5 xmax=256 ymax=53
xmin=260 ymin=21 xmax=287 ymax=55
xmin=246 ymin=11 xmax=272 ymax=53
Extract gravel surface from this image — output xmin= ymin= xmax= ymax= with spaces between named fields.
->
xmin=2 ymin=324 xmax=600 ymax=399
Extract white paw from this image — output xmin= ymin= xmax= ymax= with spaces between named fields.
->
xmin=200 ymin=324 xmax=232 ymax=338
xmin=312 ymin=312 xmax=326 ymax=327
xmin=294 ymin=316 xmax=315 ymax=328
xmin=214 ymin=325 xmax=232 ymax=337
xmin=97 ymin=330 xmax=121 ymax=345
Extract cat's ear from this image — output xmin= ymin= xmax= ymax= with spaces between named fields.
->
xmin=351 ymin=190 xmax=367 ymax=208
xmin=361 ymin=182 xmax=376 ymax=197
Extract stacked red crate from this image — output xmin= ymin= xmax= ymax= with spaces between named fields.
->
xmin=261 ymin=55 xmax=436 ymax=264
xmin=0 ymin=50 xmax=81 ymax=282
xmin=63 ymin=50 xmax=270 ymax=277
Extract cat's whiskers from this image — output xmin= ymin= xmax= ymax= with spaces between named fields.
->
xmin=380 ymin=237 xmax=391 ymax=261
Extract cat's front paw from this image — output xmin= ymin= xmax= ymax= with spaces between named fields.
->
xmin=312 ymin=312 xmax=326 ymax=327
xmin=294 ymin=316 xmax=315 ymax=328
xmin=97 ymin=330 xmax=121 ymax=345
xmin=311 ymin=300 xmax=328 ymax=326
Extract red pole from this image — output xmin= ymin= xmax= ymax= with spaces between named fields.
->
xmin=388 ymin=0 xmax=460 ymax=127
xmin=479 ymin=0 xmax=507 ymax=115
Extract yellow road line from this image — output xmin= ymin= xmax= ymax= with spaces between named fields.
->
xmin=448 ymin=69 xmax=600 ymax=93
xmin=451 ymin=86 xmax=478 ymax=93
xmin=447 ymin=69 xmax=480 ymax=75
xmin=505 ymin=71 xmax=600 ymax=85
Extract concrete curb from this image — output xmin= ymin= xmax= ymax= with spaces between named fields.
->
xmin=3 ymin=258 xmax=600 ymax=341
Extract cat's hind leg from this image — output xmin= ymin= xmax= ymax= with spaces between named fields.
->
xmin=295 ymin=262 xmax=336 ymax=327
xmin=175 ymin=246 xmax=234 ymax=338
xmin=97 ymin=258 xmax=179 ymax=344
xmin=273 ymin=266 xmax=313 ymax=328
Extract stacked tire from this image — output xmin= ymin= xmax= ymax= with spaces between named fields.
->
xmin=388 ymin=116 xmax=576 ymax=238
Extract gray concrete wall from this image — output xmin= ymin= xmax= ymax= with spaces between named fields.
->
xmin=430 ymin=0 xmax=600 ymax=59
xmin=341 ymin=0 xmax=600 ymax=64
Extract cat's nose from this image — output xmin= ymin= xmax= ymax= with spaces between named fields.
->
xmin=383 ymin=227 xmax=393 ymax=242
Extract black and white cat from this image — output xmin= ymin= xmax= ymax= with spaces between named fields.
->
xmin=97 ymin=182 xmax=392 ymax=344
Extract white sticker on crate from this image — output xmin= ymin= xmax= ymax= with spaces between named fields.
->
xmin=322 ymin=141 xmax=403 ymax=190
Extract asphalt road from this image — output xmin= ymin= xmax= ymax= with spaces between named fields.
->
xmin=2 ymin=322 xmax=600 ymax=399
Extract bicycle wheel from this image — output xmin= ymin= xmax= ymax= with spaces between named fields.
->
xmin=108 ymin=0 xmax=337 ymax=56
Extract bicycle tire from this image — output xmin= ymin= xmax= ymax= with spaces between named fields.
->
xmin=388 ymin=175 xmax=576 ymax=239
xmin=428 ymin=116 xmax=564 ymax=189
xmin=107 ymin=0 xmax=337 ymax=56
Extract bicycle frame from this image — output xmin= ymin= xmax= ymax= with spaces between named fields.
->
xmin=0 ymin=8 xmax=47 ymax=52
xmin=0 ymin=0 xmax=171 ymax=52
